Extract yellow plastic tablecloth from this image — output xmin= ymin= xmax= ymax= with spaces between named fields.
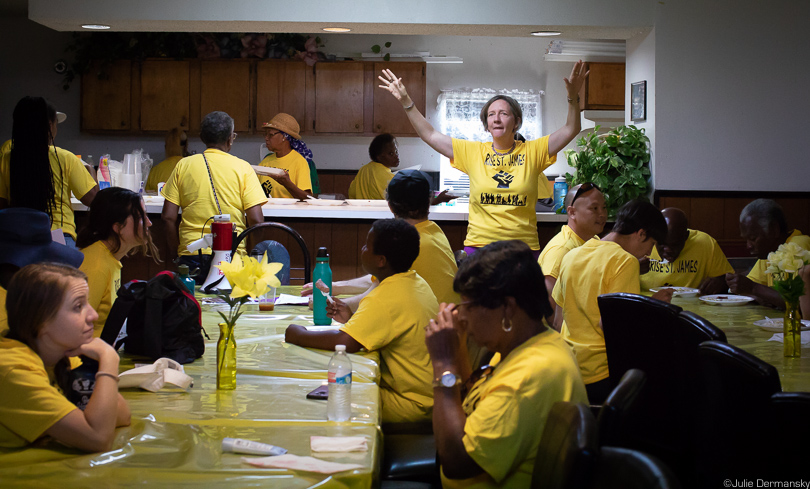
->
xmin=0 ymin=286 xmax=383 ymax=487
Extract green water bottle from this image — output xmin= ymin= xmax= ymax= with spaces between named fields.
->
xmin=178 ymin=264 xmax=196 ymax=295
xmin=313 ymin=247 xmax=332 ymax=325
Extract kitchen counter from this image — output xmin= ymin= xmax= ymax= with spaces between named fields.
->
xmin=71 ymin=195 xmax=569 ymax=223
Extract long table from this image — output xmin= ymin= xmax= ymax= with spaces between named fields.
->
xmin=669 ymin=295 xmax=810 ymax=392
xmin=0 ymin=286 xmax=382 ymax=488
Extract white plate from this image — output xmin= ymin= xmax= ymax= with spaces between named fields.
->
xmin=753 ymin=318 xmax=810 ymax=332
xmin=306 ymin=199 xmax=346 ymax=206
xmin=346 ymin=199 xmax=388 ymax=207
xmin=649 ymin=287 xmax=700 ymax=297
xmin=268 ymin=198 xmax=299 ymax=205
xmin=251 ymin=165 xmax=286 ymax=178
xmin=699 ymin=294 xmax=755 ymax=306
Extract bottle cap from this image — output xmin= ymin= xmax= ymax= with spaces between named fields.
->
xmin=178 ymin=264 xmax=190 ymax=275
xmin=221 ymin=437 xmax=237 ymax=453
xmin=555 ymin=176 xmax=566 ymax=182
xmin=316 ymin=247 xmax=329 ymax=261
xmin=335 ymin=344 xmax=346 ymax=352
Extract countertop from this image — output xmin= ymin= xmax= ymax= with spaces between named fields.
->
xmin=71 ymin=195 xmax=569 ymax=223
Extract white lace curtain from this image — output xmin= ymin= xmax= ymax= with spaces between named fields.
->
xmin=437 ymin=88 xmax=544 ymax=198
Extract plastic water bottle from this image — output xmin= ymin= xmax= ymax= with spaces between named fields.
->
xmin=313 ymin=247 xmax=332 ymax=325
xmin=553 ymin=177 xmax=568 ymax=213
xmin=327 ymin=345 xmax=352 ymax=421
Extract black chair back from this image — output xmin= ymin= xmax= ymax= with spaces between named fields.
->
xmin=532 ymin=402 xmax=598 ymax=489
xmin=765 ymin=392 xmax=810 ymax=479
xmin=598 ymin=293 xmax=726 ymax=484
xmin=232 ymin=222 xmax=311 ymax=283
xmin=696 ymin=340 xmax=781 ymax=485
xmin=591 ymin=447 xmax=681 ymax=489
xmin=596 ymin=369 xmax=646 ymax=447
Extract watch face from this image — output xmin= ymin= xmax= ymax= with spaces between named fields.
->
xmin=440 ymin=372 xmax=457 ymax=388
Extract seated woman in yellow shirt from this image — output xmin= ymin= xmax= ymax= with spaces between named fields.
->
xmin=145 ymin=127 xmax=189 ymax=191
xmin=348 ymin=133 xmax=399 ymax=200
xmin=425 ymin=240 xmax=588 ymax=488
xmin=0 ymin=263 xmax=130 ymax=450
xmin=258 ymin=113 xmax=314 ymax=200
xmin=77 ymin=187 xmax=160 ymax=336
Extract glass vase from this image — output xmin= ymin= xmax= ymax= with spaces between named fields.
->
xmin=217 ymin=322 xmax=237 ymax=389
xmin=783 ymin=300 xmax=801 ymax=358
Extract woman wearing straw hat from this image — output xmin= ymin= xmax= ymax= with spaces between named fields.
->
xmin=258 ymin=113 xmax=314 ymax=200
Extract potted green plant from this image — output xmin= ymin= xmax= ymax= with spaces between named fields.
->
xmin=564 ymin=125 xmax=651 ymax=217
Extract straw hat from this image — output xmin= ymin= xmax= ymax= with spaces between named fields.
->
xmin=262 ymin=113 xmax=301 ymax=140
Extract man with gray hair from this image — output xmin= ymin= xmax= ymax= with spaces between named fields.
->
xmin=726 ymin=198 xmax=810 ymax=308
xmin=161 ymin=111 xmax=267 ymax=282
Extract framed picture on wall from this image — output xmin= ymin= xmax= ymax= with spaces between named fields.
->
xmin=631 ymin=81 xmax=646 ymax=122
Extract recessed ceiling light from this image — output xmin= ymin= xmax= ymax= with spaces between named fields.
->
xmin=322 ymin=27 xmax=351 ymax=33
xmin=82 ymin=24 xmax=111 ymax=30
xmin=531 ymin=31 xmax=561 ymax=37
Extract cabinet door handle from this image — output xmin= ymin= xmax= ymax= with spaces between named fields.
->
xmin=355 ymin=123 xmax=360 ymax=129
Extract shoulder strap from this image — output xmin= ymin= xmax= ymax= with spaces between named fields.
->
xmin=202 ymin=153 xmax=222 ymax=215
xmin=100 ymin=280 xmax=145 ymax=347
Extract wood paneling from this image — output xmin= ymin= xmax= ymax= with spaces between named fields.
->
xmin=140 ymin=60 xmax=190 ymax=131
xmin=200 ymin=60 xmax=251 ymax=132
xmin=256 ymin=60 xmax=307 ymax=132
xmin=372 ymin=62 xmax=426 ymax=135
xmin=81 ymin=60 xmax=132 ymax=131
xmin=314 ymin=62 xmax=364 ymax=133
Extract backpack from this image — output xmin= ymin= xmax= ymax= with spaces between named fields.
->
xmin=101 ymin=271 xmax=207 ymax=364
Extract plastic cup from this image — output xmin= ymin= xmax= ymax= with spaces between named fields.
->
xmin=259 ymin=287 xmax=277 ymax=311
xmin=123 ymin=154 xmax=137 ymax=174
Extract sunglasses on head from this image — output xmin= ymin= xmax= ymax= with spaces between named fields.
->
xmin=566 ymin=182 xmax=600 ymax=208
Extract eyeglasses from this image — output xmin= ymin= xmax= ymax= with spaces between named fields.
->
xmin=230 ymin=132 xmax=238 ymax=142
xmin=265 ymin=130 xmax=282 ymax=138
xmin=566 ymin=182 xmax=600 ymax=208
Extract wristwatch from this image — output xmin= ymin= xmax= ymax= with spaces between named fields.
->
xmin=433 ymin=371 xmax=462 ymax=388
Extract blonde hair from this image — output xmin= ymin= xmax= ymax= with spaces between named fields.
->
xmin=165 ymin=127 xmax=188 ymax=157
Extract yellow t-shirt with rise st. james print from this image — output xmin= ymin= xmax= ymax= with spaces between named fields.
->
xmin=553 ymin=239 xmax=641 ymax=384
xmin=641 ymin=229 xmax=734 ymax=290
xmin=340 ymin=270 xmax=438 ymax=423
xmin=258 ymin=150 xmax=312 ymax=199
xmin=451 ymin=137 xmax=556 ymax=250
xmin=441 ymin=330 xmax=588 ymax=489
xmin=0 ymin=337 xmax=78 ymax=447
xmin=161 ymin=149 xmax=267 ymax=256
xmin=348 ymin=161 xmax=394 ymax=200
xmin=538 ymin=224 xmax=589 ymax=279
xmin=0 ymin=146 xmax=96 ymax=239
xmin=747 ymin=230 xmax=810 ymax=287
xmin=79 ymin=240 xmax=122 ymax=336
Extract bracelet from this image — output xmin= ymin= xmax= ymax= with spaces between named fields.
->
xmin=95 ymin=372 xmax=119 ymax=382
xmin=402 ymin=101 xmax=415 ymax=110
xmin=567 ymin=96 xmax=580 ymax=105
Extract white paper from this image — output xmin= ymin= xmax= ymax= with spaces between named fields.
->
xmin=242 ymin=454 xmax=363 ymax=474
xmin=119 ymin=357 xmax=193 ymax=392
xmin=310 ymin=436 xmax=368 ymax=452
xmin=276 ymin=293 xmax=310 ymax=306
xmin=767 ymin=331 xmax=810 ymax=345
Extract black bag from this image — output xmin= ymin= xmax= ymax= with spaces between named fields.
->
xmin=101 ymin=271 xmax=206 ymax=364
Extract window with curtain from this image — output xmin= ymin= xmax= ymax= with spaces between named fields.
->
xmin=437 ymin=88 xmax=544 ymax=200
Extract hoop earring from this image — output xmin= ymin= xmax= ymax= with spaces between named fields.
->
xmin=501 ymin=317 xmax=513 ymax=333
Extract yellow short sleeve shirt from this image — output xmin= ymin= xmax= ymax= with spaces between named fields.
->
xmin=538 ymin=225 xmax=588 ymax=279
xmin=258 ymin=150 xmax=312 ymax=199
xmin=146 ymin=155 xmax=183 ymax=191
xmin=161 ymin=149 xmax=267 ymax=256
xmin=0 ymin=146 xmax=96 ymax=239
xmin=641 ymin=229 xmax=734 ymax=290
xmin=552 ymin=239 xmax=641 ymax=384
xmin=340 ymin=270 xmax=438 ymax=423
xmin=441 ymin=331 xmax=588 ymax=489
xmin=413 ymin=220 xmax=461 ymax=305
xmin=348 ymin=161 xmax=394 ymax=200
xmin=451 ymin=137 xmax=556 ymax=250
xmin=747 ymin=230 xmax=810 ymax=286
xmin=0 ymin=338 xmax=77 ymax=447
xmin=79 ymin=241 xmax=122 ymax=336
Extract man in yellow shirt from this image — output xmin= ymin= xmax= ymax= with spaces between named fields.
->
xmin=161 ymin=111 xmax=267 ymax=283
xmin=146 ymin=127 xmax=188 ymax=191
xmin=640 ymin=207 xmax=734 ymax=294
xmin=257 ymin=113 xmax=313 ymax=200
xmin=0 ymin=208 xmax=84 ymax=335
xmin=348 ymin=133 xmax=399 ymax=200
xmin=286 ymin=219 xmax=437 ymax=423
xmin=538 ymin=182 xmax=607 ymax=324
xmin=726 ymin=198 xmax=810 ymax=308
xmin=552 ymin=200 xmax=672 ymax=404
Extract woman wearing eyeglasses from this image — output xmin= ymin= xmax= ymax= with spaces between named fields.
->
xmin=258 ymin=113 xmax=314 ymax=200
xmin=425 ymin=240 xmax=587 ymax=488
xmin=379 ymin=63 xmax=587 ymax=258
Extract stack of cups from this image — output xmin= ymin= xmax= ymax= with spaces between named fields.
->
xmin=120 ymin=154 xmax=143 ymax=193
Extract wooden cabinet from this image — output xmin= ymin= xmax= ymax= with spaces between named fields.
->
xmin=256 ymin=60 xmax=307 ymax=131
xmin=372 ymin=62 xmax=426 ymax=135
xmin=140 ymin=60 xmax=190 ymax=131
xmin=579 ymin=62 xmax=625 ymax=110
xmin=81 ymin=59 xmax=426 ymax=137
xmin=81 ymin=60 xmax=132 ymax=131
xmin=314 ymin=62 xmax=365 ymax=133
xmin=200 ymin=61 xmax=251 ymax=133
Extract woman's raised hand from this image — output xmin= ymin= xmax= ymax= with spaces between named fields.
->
xmin=563 ymin=59 xmax=589 ymax=98
xmin=66 ymin=337 xmax=116 ymax=362
xmin=378 ymin=69 xmax=410 ymax=104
